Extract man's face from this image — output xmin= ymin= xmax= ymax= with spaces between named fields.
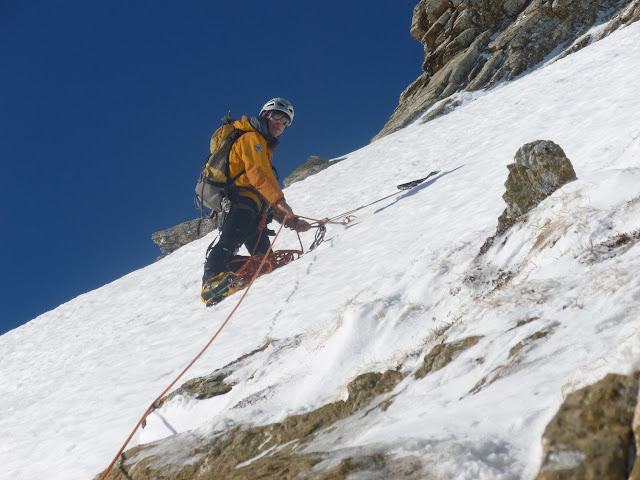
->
xmin=266 ymin=111 xmax=290 ymax=137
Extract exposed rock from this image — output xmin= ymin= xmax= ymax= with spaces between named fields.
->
xmin=577 ymin=229 xmax=640 ymax=264
xmin=331 ymin=454 xmax=387 ymax=478
xmin=497 ymin=140 xmax=577 ymax=234
xmin=469 ymin=327 xmax=553 ymax=396
xmin=153 ymin=340 xmax=274 ymax=411
xmin=348 ymin=370 xmax=406 ymax=409
xmin=559 ymin=0 xmax=640 ymax=60
xmin=283 ymin=155 xmax=346 ymax=188
xmin=512 ymin=316 xmax=540 ymax=330
xmin=151 ymin=217 xmax=219 ymax=260
xmin=420 ymin=98 xmax=459 ymax=123
xmin=374 ymin=0 xmax=640 ymax=140
xmin=479 ymin=140 xmax=576 ymax=256
xmin=535 ymin=372 xmax=640 ymax=480
xmin=415 ymin=335 xmax=483 ymax=379
xmin=508 ymin=330 xmax=550 ymax=358
xmin=631 ymin=391 xmax=640 ymax=479
xmin=98 ymin=369 xmax=407 ymax=480
xmin=153 ymin=371 xmax=234 ymax=410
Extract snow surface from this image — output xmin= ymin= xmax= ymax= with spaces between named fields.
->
xmin=2 ymin=21 xmax=640 ymax=480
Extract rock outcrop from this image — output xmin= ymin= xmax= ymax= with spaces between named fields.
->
xmin=480 ymin=140 xmax=576 ymax=255
xmin=151 ymin=217 xmax=219 ymax=260
xmin=95 ymin=336 xmax=490 ymax=479
xmin=497 ymin=140 xmax=577 ymax=233
xmin=632 ymin=392 xmax=640 ymax=479
xmin=415 ymin=335 xmax=483 ymax=379
xmin=98 ymin=369 xmax=407 ymax=480
xmin=535 ymin=372 xmax=639 ymax=480
xmin=283 ymin=155 xmax=346 ymax=188
xmin=373 ymin=0 xmax=640 ymax=140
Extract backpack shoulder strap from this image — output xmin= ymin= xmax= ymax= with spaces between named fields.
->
xmin=225 ymin=129 xmax=247 ymax=182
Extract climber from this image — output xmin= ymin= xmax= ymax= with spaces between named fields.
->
xmin=201 ymin=97 xmax=311 ymax=306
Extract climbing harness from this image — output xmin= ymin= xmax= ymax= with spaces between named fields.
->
xmin=204 ymin=207 xmax=306 ymax=294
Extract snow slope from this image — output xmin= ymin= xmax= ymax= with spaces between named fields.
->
xmin=2 ymin=21 xmax=640 ymax=480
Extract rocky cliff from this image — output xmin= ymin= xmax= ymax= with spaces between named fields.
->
xmin=283 ymin=155 xmax=346 ymax=188
xmin=152 ymin=218 xmax=219 ymax=260
xmin=373 ymin=0 xmax=640 ymax=140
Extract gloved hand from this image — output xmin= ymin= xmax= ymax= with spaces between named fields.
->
xmin=275 ymin=199 xmax=310 ymax=232
xmin=293 ymin=218 xmax=311 ymax=233
xmin=283 ymin=216 xmax=311 ymax=232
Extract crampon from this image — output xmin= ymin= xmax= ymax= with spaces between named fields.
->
xmin=200 ymin=250 xmax=301 ymax=306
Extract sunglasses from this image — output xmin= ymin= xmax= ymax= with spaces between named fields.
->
xmin=268 ymin=111 xmax=291 ymax=127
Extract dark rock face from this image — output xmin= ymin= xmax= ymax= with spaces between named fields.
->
xmin=98 ymin=369 xmax=408 ymax=480
xmin=415 ymin=336 xmax=483 ymax=379
xmin=632 ymin=393 xmax=640 ymax=479
xmin=154 ymin=371 xmax=234 ymax=410
xmin=283 ymin=155 xmax=346 ymax=188
xmin=479 ymin=139 xmax=576 ymax=256
xmin=374 ymin=0 xmax=640 ymax=140
xmin=497 ymin=140 xmax=577 ymax=233
xmin=151 ymin=217 xmax=219 ymax=260
xmin=535 ymin=372 xmax=639 ymax=480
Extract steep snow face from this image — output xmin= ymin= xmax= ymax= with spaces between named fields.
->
xmin=2 ymin=22 xmax=640 ymax=480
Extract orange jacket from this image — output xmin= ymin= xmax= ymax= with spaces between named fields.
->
xmin=225 ymin=116 xmax=285 ymax=211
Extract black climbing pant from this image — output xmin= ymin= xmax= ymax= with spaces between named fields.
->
xmin=202 ymin=197 xmax=271 ymax=285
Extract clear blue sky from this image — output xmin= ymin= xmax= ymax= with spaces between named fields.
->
xmin=0 ymin=1 xmax=422 ymax=335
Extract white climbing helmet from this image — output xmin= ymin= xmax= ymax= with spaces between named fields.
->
xmin=260 ymin=97 xmax=294 ymax=125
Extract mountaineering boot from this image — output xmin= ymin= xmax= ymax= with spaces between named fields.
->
xmin=201 ymin=272 xmax=243 ymax=306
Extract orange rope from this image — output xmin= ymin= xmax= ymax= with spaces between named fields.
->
xmin=98 ymin=222 xmax=287 ymax=480
xmin=227 ymin=218 xmax=305 ymax=287
xmin=229 ymin=250 xmax=302 ymax=284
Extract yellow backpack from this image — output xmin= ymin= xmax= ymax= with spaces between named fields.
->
xmin=195 ymin=116 xmax=246 ymax=214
